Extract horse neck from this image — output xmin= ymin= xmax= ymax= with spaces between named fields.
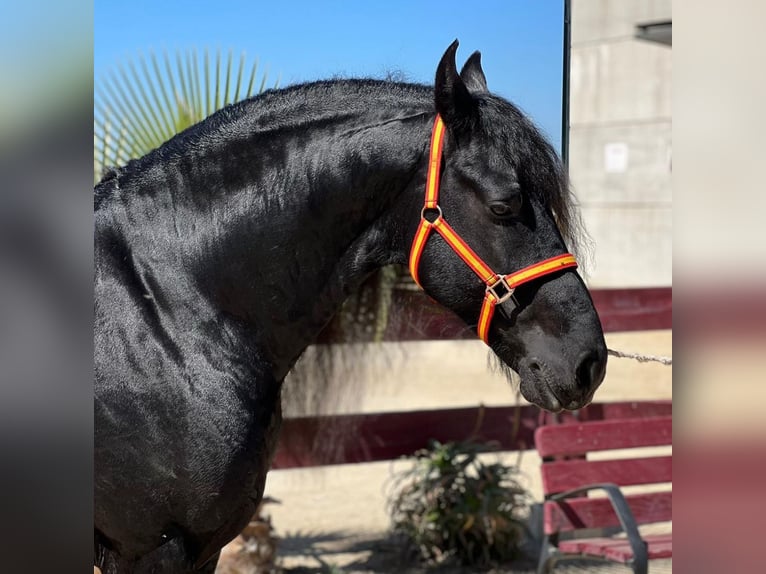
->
xmin=110 ymin=101 xmax=432 ymax=379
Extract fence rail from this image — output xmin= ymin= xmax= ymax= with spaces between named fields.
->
xmin=273 ymin=400 xmax=672 ymax=469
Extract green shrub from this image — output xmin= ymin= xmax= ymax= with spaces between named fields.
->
xmin=388 ymin=440 xmax=530 ymax=568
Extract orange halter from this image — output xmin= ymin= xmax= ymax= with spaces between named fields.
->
xmin=408 ymin=115 xmax=578 ymax=344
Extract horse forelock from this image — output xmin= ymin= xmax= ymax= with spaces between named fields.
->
xmin=475 ymin=95 xmax=591 ymax=269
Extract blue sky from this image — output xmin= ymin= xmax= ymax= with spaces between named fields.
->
xmin=95 ymin=0 xmax=565 ymax=150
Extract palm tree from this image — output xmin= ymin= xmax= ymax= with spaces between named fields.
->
xmin=94 ymin=48 xmax=277 ymax=182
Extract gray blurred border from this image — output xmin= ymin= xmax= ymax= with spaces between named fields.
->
xmin=0 ymin=0 xmax=93 ymax=571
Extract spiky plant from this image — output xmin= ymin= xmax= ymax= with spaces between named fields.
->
xmin=94 ymin=48 xmax=277 ymax=182
xmin=388 ymin=440 xmax=531 ymax=568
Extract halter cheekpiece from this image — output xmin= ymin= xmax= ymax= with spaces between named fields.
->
xmin=408 ymin=115 xmax=578 ymax=344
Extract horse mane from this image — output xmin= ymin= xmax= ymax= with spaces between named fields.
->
xmin=94 ymin=79 xmax=434 ymax=198
xmin=96 ymin=79 xmax=585 ymax=266
xmin=153 ymin=79 xmax=433 ymax=160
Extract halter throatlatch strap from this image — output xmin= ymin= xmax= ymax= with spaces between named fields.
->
xmin=408 ymin=115 xmax=578 ymax=344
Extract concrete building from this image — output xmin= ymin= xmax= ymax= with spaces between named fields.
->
xmin=569 ymin=0 xmax=672 ymax=287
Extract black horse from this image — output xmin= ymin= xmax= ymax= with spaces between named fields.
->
xmin=95 ymin=41 xmax=606 ymax=573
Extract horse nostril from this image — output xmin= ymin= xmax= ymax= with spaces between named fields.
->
xmin=529 ymin=361 xmax=542 ymax=373
xmin=576 ymin=351 xmax=606 ymax=391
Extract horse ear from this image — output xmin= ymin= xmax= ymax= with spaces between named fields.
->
xmin=434 ymin=40 xmax=475 ymax=129
xmin=460 ymin=51 xmax=488 ymax=94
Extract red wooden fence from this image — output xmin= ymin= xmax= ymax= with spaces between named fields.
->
xmin=273 ymin=401 xmax=673 ymax=469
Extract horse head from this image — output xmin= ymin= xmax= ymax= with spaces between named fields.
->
xmin=411 ymin=41 xmax=606 ymax=412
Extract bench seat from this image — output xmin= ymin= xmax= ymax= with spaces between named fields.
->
xmin=558 ymin=532 xmax=673 ymax=562
xmin=535 ymin=414 xmax=672 ymax=574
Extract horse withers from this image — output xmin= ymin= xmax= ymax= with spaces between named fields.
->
xmin=94 ymin=41 xmax=606 ymax=573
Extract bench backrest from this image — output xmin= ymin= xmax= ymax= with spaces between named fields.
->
xmin=535 ymin=415 xmax=672 ymax=535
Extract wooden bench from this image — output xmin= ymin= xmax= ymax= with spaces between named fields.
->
xmin=535 ymin=415 xmax=672 ymax=574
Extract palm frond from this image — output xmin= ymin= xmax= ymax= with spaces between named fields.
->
xmin=94 ymin=48 xmax=275 ymax=183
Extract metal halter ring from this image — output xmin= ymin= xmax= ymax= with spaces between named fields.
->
xmin=486 ymin=276 xmax=515 ymax=304
xmin=421 ymin=205 xmax=443 ymax=223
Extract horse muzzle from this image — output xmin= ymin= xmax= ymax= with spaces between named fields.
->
xmin=518 ymin=348 xmax=607 ymax=412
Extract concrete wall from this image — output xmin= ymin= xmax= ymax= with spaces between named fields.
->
xmin=570 ymin=0 xmax=672 ymax=287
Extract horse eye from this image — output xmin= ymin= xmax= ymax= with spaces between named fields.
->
xmin=490 ymin=203 xmax=510 ymax=216
xmin=488 ymin=192 xmax=523 ymax=218
xmin=489 ymin=202 xmax=516 ymax=217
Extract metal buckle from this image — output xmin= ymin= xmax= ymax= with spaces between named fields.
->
xmin=486 ymin=276 xmax=514 ymax=304
xmin=421 ymin=205 xmax=442 ymax=223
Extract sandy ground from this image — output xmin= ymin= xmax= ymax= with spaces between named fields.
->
xmin=251 ymin=330 xmax=672 ymax=572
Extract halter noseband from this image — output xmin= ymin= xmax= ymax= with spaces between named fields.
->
xmin=408 ymin=115 xmax=578 ymax=344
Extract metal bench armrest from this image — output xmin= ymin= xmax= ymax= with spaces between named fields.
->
xmin=547 ymin=482 xmax=648 ymax=572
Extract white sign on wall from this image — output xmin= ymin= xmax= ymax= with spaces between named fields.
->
xmin=604 ymin=142 xmax=629 ymax=173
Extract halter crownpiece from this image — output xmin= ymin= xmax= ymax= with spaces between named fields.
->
xmin=408 ymin=115 xmax=578 ymax=344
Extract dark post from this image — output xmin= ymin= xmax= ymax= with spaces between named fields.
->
xmin=562 ymin=0 xmax=572 ymax=167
